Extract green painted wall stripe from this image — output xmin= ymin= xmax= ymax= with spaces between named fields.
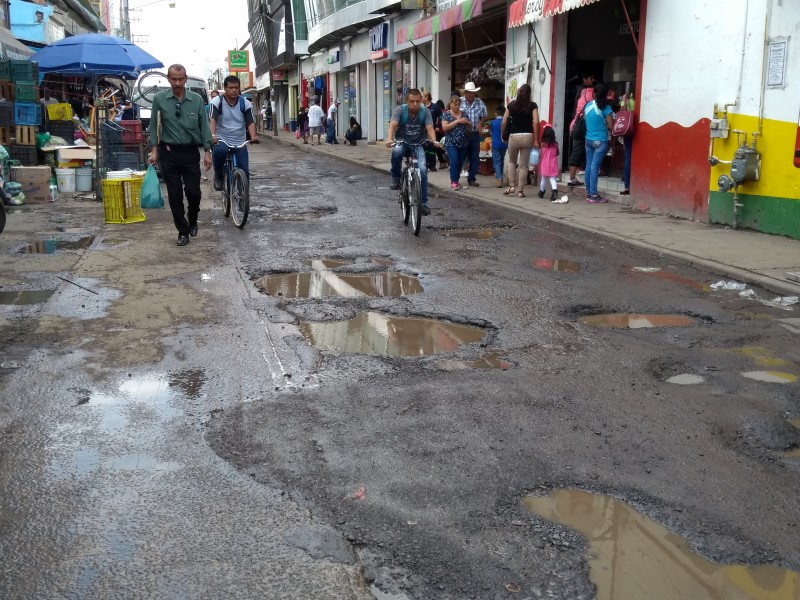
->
xmin=709 ymin=191 xmax=800 ymax=240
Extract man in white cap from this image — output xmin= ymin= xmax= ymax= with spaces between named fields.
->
xmin=326 ymin=98 xmax=341 ymax=144
xmin=460 ymin=81 xmax=488 ymax=187
xmin=307 ymin=99 xmax=325 ymax=145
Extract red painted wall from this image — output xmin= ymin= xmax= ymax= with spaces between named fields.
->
xmin=631 ymin=119 xmax=711 ymax=220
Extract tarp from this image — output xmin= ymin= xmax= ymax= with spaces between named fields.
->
xmin=508 ymin=0 xmax=601 ymax=29
xmin=0 ymin=26 xmax=34 ymax=60
xmin=397 ymin=0 xmax=483 ymax=45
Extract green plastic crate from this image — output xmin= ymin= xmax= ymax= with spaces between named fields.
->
xmin=10 ymin=60 xmax=38 ymax=83
xmin=0 ymin=60 xmax=9 ymax=82
xmin=15 ymin=81 xmax=37 ymax=103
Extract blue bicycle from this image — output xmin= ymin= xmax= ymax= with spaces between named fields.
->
xmin=218 ymin=138 xmax=258 ymax=228
xmin=392 ymin=139 xmax=428 ymax=236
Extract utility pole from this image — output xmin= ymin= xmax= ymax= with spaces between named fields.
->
xmin=121 ymin=0 xmax=131 ymax=39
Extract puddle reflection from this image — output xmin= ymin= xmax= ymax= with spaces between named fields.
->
xmin=299 ymin=312 xmax=485 ymax=357
xmin=580 ymin=314 xmax=695 ymax=329
xmin=256 ymin=272 xmax=423 ymax=298
xmin=444 ymin=229 xmax=498 ymax=239
xmin=524 ymin=488 xmax=800 ymax=600
xmin=303 ymin=257 xmax=394 ymax=270
xmin=741 ymin=371 xmax=797 ymax=384
xmin=437 ymin=352 xmax=512 ymax=371
xmin=532 ymin=258 xmax=581 ymax=274
xmin=18 ymin=237 xmax=95 ymax=254
xmin=666 ymin=374 xmax=705 ymax=385
xmin=0 ymin=290 xmax=55 ymax=305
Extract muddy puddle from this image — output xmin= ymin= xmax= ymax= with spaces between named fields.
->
xmin=256 ymin=271 xmax=423 ymax=298
xmin=443 ymin=229 xmax=500 ymax=239
xmin=298 ymin=312 xmax=485 ymax=357
xmin=630 ymin=267 xmax=709 ymax=291
xmin=302 ymin=257 xmax=394 ymax=269
xmin=437 ymin=352 xmax=512 ymax=371
xmin=524 ymin=488 xmax=800 ymax=600
xmin=0 ymin=290 xmax=56 ymax=305
xmin=18 ymin=237 xmax=95 ymax=254
xmin=532 ymin=258 xmax=581 ymax=274
xmin=580 ymin=314 xmax=695 ymax=329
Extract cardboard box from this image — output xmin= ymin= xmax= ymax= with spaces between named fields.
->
xmin=57 ymin=147 xmax=96 ymax=162
xmin=11 ymin=166 xmax=51 ymax=203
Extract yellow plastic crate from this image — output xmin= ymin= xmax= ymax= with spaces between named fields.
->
xmin=46 ymin=103 xmax=73 ymax=121
xmin=102 ymin=178 xmax=146 ymax=224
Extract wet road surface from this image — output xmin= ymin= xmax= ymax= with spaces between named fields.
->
xmin=1 ymin=139 xmax=799 ymax=599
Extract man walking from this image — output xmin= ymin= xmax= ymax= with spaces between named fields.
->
xmin=208 ymin=75 xmax=259 ymax=193
xmin=307 ymin=99 xmax=325 ymax=145
xmin=147 ymin=64 xmax=212 ymax=247
xmin=326 ymin=98 xmax=340 ymax=144
xmin=460 ymin=82 xmax=488 ymax=187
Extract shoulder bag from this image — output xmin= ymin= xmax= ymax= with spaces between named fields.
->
xmin=612 ymin=95 xmax=635 ymax=137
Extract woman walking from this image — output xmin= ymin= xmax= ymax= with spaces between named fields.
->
xmin=500 ymin=84 xmax=539 ymax=198
xmin=582 ymin=82 xmax=614 ymax=203
xmin=441 ymin=94 xmax=472 ymax=190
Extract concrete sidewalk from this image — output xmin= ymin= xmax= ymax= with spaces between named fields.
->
xmin=262 ymin=131 xmax=800 ymax=296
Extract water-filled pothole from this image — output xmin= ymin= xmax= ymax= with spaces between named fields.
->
xmin=666 ymin=373 xmax=705 ymax=385
xmin=298 ymin=312 xmax=485 ymax=357
xmin=741 ymin=371 xmax=797 ymax=384
xmin=580 ymin=314 xmax=695 ymax=329
xmin=532 ymin=258 xmax=581 ymax=273
xmin=524 ymin=488 xmax=800 ymax=600
xmin=18 ymin=237 xmax=95 ymax=254
xmin=302 ymin=257 xmax=394 ymax=269
xmin=256 ymin=272 xmax=423 ymax=298
xmin=0 ymin=290 xmax=56 ymax=305
xmin=630 ymin=267 xmax=709 ymax=291
xmin=443 ymin=229 xmax=500 ymax=239
xmin=436 ymin=351 xmax=512 ymax=370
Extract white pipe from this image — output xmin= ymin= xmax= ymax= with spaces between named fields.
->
xmin=757 ymin=0 xmax=772 ymax=135
xmin=733 ymin=0 xmax=750 ymax=109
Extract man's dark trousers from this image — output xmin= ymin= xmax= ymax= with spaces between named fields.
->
xmin=466 ymin=134 xmax=481 ymax=183
xmin=159 ymin=144 xmax=202 ymax=236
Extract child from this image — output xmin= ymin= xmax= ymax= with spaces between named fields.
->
xmin=489 ymin=105 xmax=507 ymax=188
xmin=537 ymin=125 xmax=561 ymax=201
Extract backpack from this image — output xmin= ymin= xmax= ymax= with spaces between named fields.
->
xmin=213 ymin=96 xmax=251 ymax=139
xmin=399 ymin=104 xmax=428 ymax=127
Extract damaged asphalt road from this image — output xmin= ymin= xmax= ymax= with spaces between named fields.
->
xmin=2 ymin=139 xmax=800 ymax=599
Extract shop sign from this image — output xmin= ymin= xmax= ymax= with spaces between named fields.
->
xmin=508 ymin=0 xmax=599 ymax=28
xmin=228 ymin=50 xmax=250 ymax=71
xmin=505 ymin=59 xmax=529 ymax=106
xmin=327 ymin=50 xmax=340 ymax=64
xmin=370 ymin=23 xmax=389 ymax=60
xmin=272 ymin=70 xmax=288 ymax=81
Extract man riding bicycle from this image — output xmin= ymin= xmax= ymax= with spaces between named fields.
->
xmin=386 ymin=88 xmax=437 ymax=216
xmin=209 ymin=75 xmax=259 ymax=191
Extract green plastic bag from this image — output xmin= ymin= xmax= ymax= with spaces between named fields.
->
xmin=140 ymin=165 xmax=163 ymax=209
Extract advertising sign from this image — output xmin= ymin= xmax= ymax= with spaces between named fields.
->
xmin=228 ymin=50 xmax=250 ymax=71
xmin=505 ymin=59 xmax=529 ymax=105
xmin=370 ymin=23 xmax=389 ymax=60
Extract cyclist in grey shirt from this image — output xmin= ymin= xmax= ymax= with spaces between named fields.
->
xmin=209 ymin=75 xmax=258 ymax=191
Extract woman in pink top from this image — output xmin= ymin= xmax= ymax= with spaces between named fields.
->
xmin=537 ymin=125 xmax=561 ymax=201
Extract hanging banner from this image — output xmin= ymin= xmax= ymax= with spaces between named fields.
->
xmin=505 ymin=59 xmax=529 ymax=106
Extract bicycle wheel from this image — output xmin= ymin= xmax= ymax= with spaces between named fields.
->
xmin=409 ymin=170 xmax=422 ymax=236
xmin=230 ymin=168 xmax=249 ymax=228
xmin=222 ymin=165 xmax=231 ymax=218
xmin=400 ymin=168 xmax=410 ymax=225
xmin=135 ymin=70 xmax=167 ymax=105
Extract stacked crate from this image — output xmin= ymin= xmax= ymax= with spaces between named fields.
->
xmin=0 ymin=60 xmax=41 ymax=166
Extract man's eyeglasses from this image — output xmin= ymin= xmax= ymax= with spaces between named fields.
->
xmin=175 ymin=102 xmax=182 ymax=118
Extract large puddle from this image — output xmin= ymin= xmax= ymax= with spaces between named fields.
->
xmin=18 ymin=237 xmax=95 ymax=254
xmin=256 ymin=272 xmax=423 ymax=298
xmin=436 ymin=352 xmax=512 ymax=371
xmin=298 ymin=312 xmax=485 ymax=357
xmin=532 ymin=258 xmax=581 ymax=274
xmin=524 ymin=488 xmax=800 ymax=600
xmin=302 ymin=257 xmax=394 ymax=269
xmin=580 ymin=314 xmax=695 ymax=329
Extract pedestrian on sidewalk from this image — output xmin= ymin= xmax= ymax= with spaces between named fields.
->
xmin=265 ymin=103 xmax=273 ymax=132
xmin=583 ymin=82 xmax=614 ymax=204
xmin=147 ymin=63 xmax=212 ymax=247
xmin=343 ymin=116 xmax=362 ymax=145
xmin=307 ymin=99 xmax=325 ymax=145
xmin=489 ymin=105 xmax=507 ymax=188
xmin=441 ymin=94 xmax=471 ymax=191
xmin=537 ymin=124 xmax=561 ymax=201
xmin=326 ymin=99 xmax=340 ymax=144
xmin=460 ymin=82 xmax=488 ymax=187
xmin=567 ymin=73 xmax=595 ymax=187
xmin=500 ymin=83 xmax=539 ymax=198
xmin=620 ymin=92 xmax=635 ymax=196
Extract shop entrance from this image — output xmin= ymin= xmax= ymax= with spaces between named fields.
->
xmin=449 ymin=9 xmax=507 ymax=110
xmin=561 ymin=0 xmax=640 ymax=179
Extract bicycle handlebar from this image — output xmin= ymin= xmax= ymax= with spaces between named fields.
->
xmin=216 ymin=138 xmax=259 ymax=148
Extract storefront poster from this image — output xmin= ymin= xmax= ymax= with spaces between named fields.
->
xmin=505 ymin=59 xmax=529 ymax=105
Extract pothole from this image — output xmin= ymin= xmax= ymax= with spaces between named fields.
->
xmin=17 ymin=237 xmax=95 ymax=254
xmin=665 ymin=373 xmax=705 ymax=385
xmin=524 ymin=488 xmax=800 ymax=600
xmin=442 ymin=228 xmax=501 ymax=239
xmin=255 ymin=272 xmax=423 ymax=298
xmin=255 ymin=206 xmax=338 ymax=221
xmin=579 ymin=314 xmax=695 ymax=329
xmin=303 ymin=257 xmax=395 ymax=269
xmin=298 ymin=312 xmax=485 ymax=357
xmin=532 ymin=258 xmax=581 ymax=273
xmin=629 ymin=267 xmax=709 ymax=291
xmin=436 ymin=351 xmax=512 ymax=370
xmin=0 ymin=290 xmax=56 ymax=305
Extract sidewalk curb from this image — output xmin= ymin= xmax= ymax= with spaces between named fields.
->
xmin=258 ymin=134 xmax=800 ymax=297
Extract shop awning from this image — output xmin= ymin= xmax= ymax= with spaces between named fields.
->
xmin=0 ymin=27 xmax=34 ymax=60
xmin=508 ymin=0 xmax=600 ymax=28
xmin=397 ymin=0 xmax=483 ymax=45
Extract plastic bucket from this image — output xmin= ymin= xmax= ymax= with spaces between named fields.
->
xmin=55 ymin=168 xmax=76 ymax=193
xmin=75 ymin=167 xmax=93 ymax=192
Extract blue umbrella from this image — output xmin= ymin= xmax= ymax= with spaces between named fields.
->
xmin=30 ymin=33 xmax=163 ymax=78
